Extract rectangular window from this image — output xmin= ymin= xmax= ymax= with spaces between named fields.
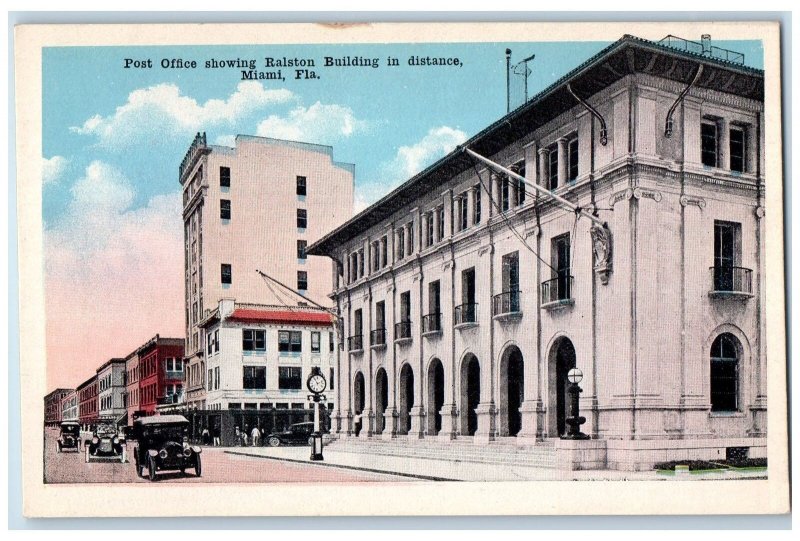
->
xmin=278 ymin=367 xmax=302 ymax=390
xmin=407 ymin=223 xmax=414 ymax=254
xmin=354 ymin=308 xmax=363 ymax=336
xmin=426 ymin=211 xmax=434 ymax=247
xmin=207 ymin=370 xmax=212 ymax=391
xmin=296 ymin=175 xmax=307 ymax=196
xmin=278 ymin=330 xmax=303 ymax=353
xmin=457 ymin=193 xmax=468 ymax=231
xmin=243 ymin=366 xmax=267 ymax=390
xmin=713 ymin=220 xmax=742 ymax=291
xmin=501 ymin=177 xmax=510 ymax=211
xmin=221 ymin=264 xmax=232 ymax=285
xmin=701 ymin=121 xmax=718 ymax=167
xmin=358 ymin=249 xmax=365 ymax=277
xmin=243 ymin=329 xmax=266 ymax=352
xmin=428 ymin=280 xmax=441 ymax=315
xmin=214 ymin=367 xmax=220 ymax=390
xmin=397 ymin=228 xmax=405 ymax=259
xmin=220 ymin=166 xmax=230 ymax=188
xmin=730 ymin=126 xmax=747 ymax=173
xmin=381 ymin=236 xmax=388 ymax=267
xmin=206 ymin=334 xmax=213 ymax=354
xmin=297 ymin=209 xmax=307 ymax=228
xmin=220 ymin=199 xmax=231 ymax=220
xmin=329 ymin=331 xmax=334 ymax=352
xmin=550 ymin=234 xmax=572 ymax=301
xmin=311 ymin=331 xmax=321 ymax=353
xmin=400 ymin=291 xmax=411 ymax=322
xmin=548 ymin=145 xmax=559 ymax=189
xmin=568 ymin=136 xmax=579 ymax=181
xmin=297 ymin=240 xmax=307 ymax=260
xmin=437 ymin=206 xmax=445 ymax=240
xmin=297 ymin=270 xmax=308 ymax=291
xmin=375 ymin=300 xmax=386 ymax=331
xmin=515 ymin=161 xmax=526 ymax=206
xmin=214 ymin=330 xmax=219 ymax=353
xmin=462 ymin=267 xmax=476 ymax=305
xmin=473 ymin=185 xmax=482 ymax=224
xmin=502 ymin=251 xmax=520 ymax=312
xmin=329 ymin=368 xmax=335 ymax=390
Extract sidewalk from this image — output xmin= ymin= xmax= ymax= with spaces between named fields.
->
xmin=223 ymin=445 xmax=671 ymax=482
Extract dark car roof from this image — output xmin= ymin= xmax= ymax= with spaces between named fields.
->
xmin=134 ymin=415 xmax=189 ymax=426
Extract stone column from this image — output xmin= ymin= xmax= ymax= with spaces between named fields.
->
xmin=474 ymin=403 xmax=496 ymax=443
xmin=718 ymin=118 xmax=730 ymax=170
xmin=557 ymin=137 xmax=568 ymax=188
xmin=538 ymin=147 xmax=550 ymax=188
xmin=466 ymin=188 xmax=475 ymax=228
xmin=442 ymin=189 xmax=453 ymax=239
xmin=421 ymin=212 xmax=429 ymax=248
xmin=432 ymin=206 xmax=441 ymax=243
xmin=406 ymin=222 xmax=413 ymax=256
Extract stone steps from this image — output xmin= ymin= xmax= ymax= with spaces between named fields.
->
xmin=327 ymin=436 xmax=558 ymax=468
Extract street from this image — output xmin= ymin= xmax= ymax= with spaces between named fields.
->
xmin=43 ymin=428 xmax=415 ymax=484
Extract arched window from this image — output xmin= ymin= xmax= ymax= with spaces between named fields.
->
xmin=710 ymin=333 xmax=740 ymax=412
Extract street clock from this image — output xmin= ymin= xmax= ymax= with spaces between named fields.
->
xmin=307 ymin=371 xmax=327 ymax=394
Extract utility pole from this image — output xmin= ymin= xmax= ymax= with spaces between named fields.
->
xmin=505 ymin=48 xmax=512 ymax=113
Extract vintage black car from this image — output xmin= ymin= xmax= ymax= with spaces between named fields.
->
xmin=56 ymin=421 xmax=81 ymax=452
xmin=85 ymin=423 xmax=126 ymax=463
xmin=265 ymin=421 xmax=317 ymax=447
xmin=132 ymin=415 xmax=201 ymax=481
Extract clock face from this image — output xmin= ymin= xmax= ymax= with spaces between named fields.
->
xmin=308 ymin=373 xmax=326 ymax=393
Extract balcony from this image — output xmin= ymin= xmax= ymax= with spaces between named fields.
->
xmin=422 ymin=313 xmax=442 ymax=336
xmin=492 ymin=290 xmax=522 ymax=320
xmin=347 ymin=334 xmax=364 ymax=353
xmin=709 ymin=266 xmax=753 ymax=298
xmin=394 ymin=321 xmax=412 ymax=344
xmin=541 ymin=276 xmax=574 ymax=309
xmin=370 ymin=328 xmax=387 ymax=349
xmin=454 ymin=303 xmax=479 ymax=328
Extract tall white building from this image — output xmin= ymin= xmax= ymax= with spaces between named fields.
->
xmin=96 ymin=358 xmax=127 ymax=423
xmin=180 ymin=135 xmax=354 ymax=409
xmin=308 ymin=35 xmax=767 ymax=470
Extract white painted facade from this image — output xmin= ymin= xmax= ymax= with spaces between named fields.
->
xmin=310 ymin=36 xmax=767 ymax=470
xmin=180 ymin=135 xmax=354 ymax=408
xmin=96 ymin=359 xmax=127 ymax=421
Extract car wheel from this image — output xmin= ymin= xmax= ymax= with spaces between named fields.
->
xmin=194 ymin=455 xmax=202 ymax=477
xmin=268 ymin=437 xmax=281 ymax=447
xmin=121 ymin=447 xmax=127 ymax=464
xmin=147 ymin=456 xmax=157 ymax=481
xmin=135 ymin=454 xmax=143 ymax=478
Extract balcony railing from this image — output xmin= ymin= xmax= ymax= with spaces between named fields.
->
xmin=394 ymin=321 xmax=412 ymax=341
xmin=370 ymin=328 xmax=386 ymax=347
xmin=347 ymin=334 xmax=363 ymax=352
xmin=454 ymin=303 xmax=478 ymax=325
xmin=492 ymin=290 xmax=522 ymax=317
xmin=541 ymin=276 xmax=574 ymax=307
xmin=422 ymin=312 xmax=442 ymax=334
xmin=710 ymin=266 xmax=753 ymax=296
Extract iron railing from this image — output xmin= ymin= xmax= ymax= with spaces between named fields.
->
xmin=658 ymin=35 xmax=745 ymax=65
xmin=347 ymin=335 xmax=363 ymax=351
xmin=541 ymin=276 xmax=573 ymax=305
xmin=394 ymin=321 xmax=412 ymax=340
xmin=454 ymin=303 xmax=478 ymax=325
xmin=492 ymin=290 xmax=521 ymax=316
xmin=422 ymin=313 xmax=442 ymax=333
xmin=710 ymin=266 xmax=753 ymax=294
xmin=370 ymin=328 xmax=386 ymax=346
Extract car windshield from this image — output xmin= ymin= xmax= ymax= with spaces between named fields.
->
xmin=61 ymin=425 xmax=80 ymax=435
xmin=96 ymin=425 xmax=115 ymax=436
xmin=143 ymin=425 xmax=186 ymax=442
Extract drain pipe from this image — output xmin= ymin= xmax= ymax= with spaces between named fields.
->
xmin=567 ymin=83 xmax=608 ymax=146
xmin=665 ymin=64 xmax=704 ymax=138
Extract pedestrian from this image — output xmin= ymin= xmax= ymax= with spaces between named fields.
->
xmin=251 ymin=425 xmax=260 ymax=447
xmin=213 ymin=426 xmax=221 ymax=447
xmin=234 ymin=426 xmax=241 ymax=447
xmin=242 ymin=424 xmax=250 ymax=446
xmin=201 ymin=427 xmax=210 ymax=445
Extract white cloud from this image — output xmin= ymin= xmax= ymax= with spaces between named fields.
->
xmin=354 ymin=125 xmax=467 ymax=213
xmin=70 ymin=82 xmax=295 ymax=150
xmin=42 ymin=155 xmax=68 ymax=185
xmin=256 ymin=101 xmax=366 ymax=145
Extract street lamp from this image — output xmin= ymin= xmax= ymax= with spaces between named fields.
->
xmin=307 ymin=367 xmax=327 ymax=461
xmin=562 ymin=368 xmax=590 ymax=440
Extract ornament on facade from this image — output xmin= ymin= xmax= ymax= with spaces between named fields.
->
xmin=679 ymin=195 xmax=707 ymax=209
xmin=755 ymin=206 xmax=765 ymax=218
xmin=590 ymin=223 xmax=613 ymax=285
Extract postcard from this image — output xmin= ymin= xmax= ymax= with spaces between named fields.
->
xmin=14 ymin=20 xmax=788 ymax=517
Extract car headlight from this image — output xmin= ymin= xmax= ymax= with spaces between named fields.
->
xmin=113 ymin=437 xmax=119 ymax=444
xmin=183 ymin=436 xmax=189 ymax=443
xmin=92 ymin=437 xmax=99 ymax=444
xmin=183 ymin=447 xmax=192 ymax=457
xmin=159 ymin=449 xmax=167 ymax=459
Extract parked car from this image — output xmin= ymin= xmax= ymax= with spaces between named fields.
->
xmin=56 ymin=421 xmax=81 ymax=453
xmin=132 ymin=415 xmax=201 ymax=481
xmin=85 ymin=423 xmax=126 ymax=463
xmin=265 ymin=422 xmax=318 ymax=447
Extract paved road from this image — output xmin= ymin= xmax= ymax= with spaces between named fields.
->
xmin=43 ymin=428 xmax=413 ymax=484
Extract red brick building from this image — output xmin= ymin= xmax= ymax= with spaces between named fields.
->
xmin=44 ymin=388 xmax=72 ymax=427
xmin=77 ymin=375 xmax=99 ymax=430
xmin=137 ymin=335 xmax=185 ymax=416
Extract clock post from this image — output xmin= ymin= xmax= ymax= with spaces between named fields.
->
xmin=307 ymin=367 xmax=327 ymax=461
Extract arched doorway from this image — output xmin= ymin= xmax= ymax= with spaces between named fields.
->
xmin=427 ymin=358 xmax=445 ymax=435
xmin=375 ymin=368 xmax=389 ymax=434
xmin=398 ymin=364 xmax=414 ymax=435
xmin=548 ymin=337 xmax=576 ymax=437
xmin=460 ymin=354 xmax=481 ymax=436
xmin=499 ymin=346 xmax=524 ymax=437
xmin=353 ymin=371 xmax=365 ymax=436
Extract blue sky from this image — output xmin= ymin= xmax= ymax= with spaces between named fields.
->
xmin=41 ymin=37 xmax=763 ymax=388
